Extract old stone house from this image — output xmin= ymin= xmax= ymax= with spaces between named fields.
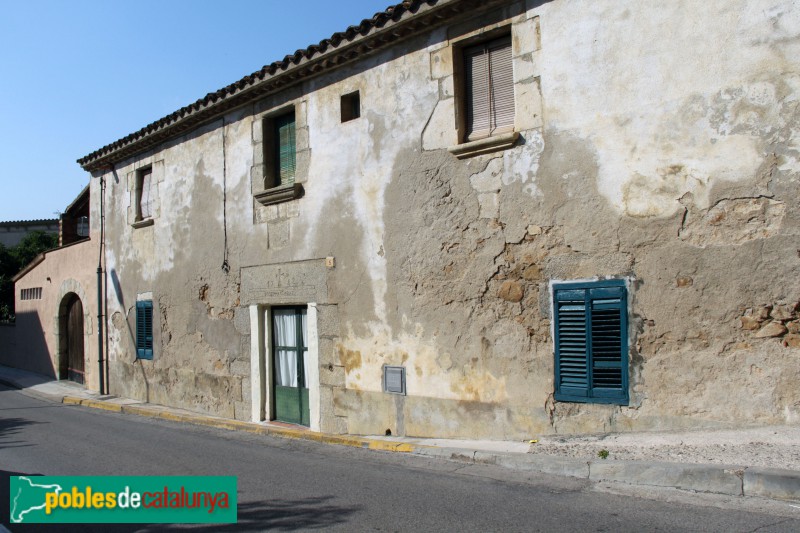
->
xmin=72 ymin=0 xmax=799 ymax=439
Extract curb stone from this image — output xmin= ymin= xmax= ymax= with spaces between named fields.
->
xmin=411 ymin=447 xmax=800 ymax=502
xmin=61 ymin=395 xmax=417 ymax=455
xmin=744 ymin=467 xmax=800 ymax=502
xmin=589 ymin=460 xmax=744 ymax=496
xmin=0 ymin=376 xmax=66 ymax=404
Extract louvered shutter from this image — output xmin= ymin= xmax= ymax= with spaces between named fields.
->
xmin=589 ymin=286 xmax=626 ymax=398
xmin=554 ymin=282 xmax=628 ymax=404
xmin=554 ymin=289 xmax=589 ymax=399
xmin=275 ymin=113 xmax=296 ymax=186
xmin=465 ymin=46 xmax=490 ymax=141
xmin=136 ymin=300 xmax=154 ymax=360
xmin=465 ymin=36 xmax=514 ymax=141
xmin=488 ymin=38 xmax=514 ymax=133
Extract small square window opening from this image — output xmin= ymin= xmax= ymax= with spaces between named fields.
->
xmin=341 ymin=91 xmax=360 ymax=122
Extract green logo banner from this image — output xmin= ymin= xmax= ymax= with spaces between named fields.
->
xmin=9 ymin=476 xmax=237 ymax=524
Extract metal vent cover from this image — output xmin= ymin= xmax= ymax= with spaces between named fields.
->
xmin=383 ymin=365 xmax=406 ymax=395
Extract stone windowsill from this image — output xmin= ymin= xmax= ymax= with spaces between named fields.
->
xmin=448 ymin=131 xmax=520 ymax=159
xmin=255 ymin=183 xmax=304 ymax=206
xmin=131 ymin=218 xmax=154 ymax=229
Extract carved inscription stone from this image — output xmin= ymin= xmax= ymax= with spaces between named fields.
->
xmin=241 ymin=259 xmax=329 ymax=305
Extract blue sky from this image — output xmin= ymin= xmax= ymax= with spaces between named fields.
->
xmin=0 ymin=0 xmax=391 ymax=221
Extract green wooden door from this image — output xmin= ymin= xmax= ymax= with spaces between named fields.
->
xmin=272 ymin=307 xmax=309 ymax=426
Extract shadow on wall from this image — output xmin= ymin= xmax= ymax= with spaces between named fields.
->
xmin=1 ymin=311 xmax=55 ymax=378
xmin=110 ymin=268 xmax=150 ymax=403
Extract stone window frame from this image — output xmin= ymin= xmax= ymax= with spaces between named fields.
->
xmin=128 ymin=158 xmax=163 ymax=229
xmin=252 ymin=101 xmax=310 ymax=209
xmin=449 ymin=25 xmax=519 ymax=158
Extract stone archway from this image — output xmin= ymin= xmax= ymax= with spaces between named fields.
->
xmin=59 ymin=293 xmax=85 ymax=384
xmin=54 ymin=279 xmax=91 ymax=386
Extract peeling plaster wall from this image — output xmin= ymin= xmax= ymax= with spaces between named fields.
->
xmin=98 ymin=0 xmax=800 ymax=437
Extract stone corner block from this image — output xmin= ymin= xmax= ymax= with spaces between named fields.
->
xmin=430 ymin=46 xmax=453 ymax=80
xmin=422 ymin=99 xmax=457 ymax=151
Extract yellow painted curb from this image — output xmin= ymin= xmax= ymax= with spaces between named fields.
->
xmin=366 ymin=440 xmax=416 ymax=452
xmin=81 ymin=399 xmax=122 ymax=412
xmin=63 ymin=395 xmax=416 ymax=454
xmin=271 ymin=427 xmax=318 ymax=441
xmin=121 ymin=405 xmax=160 ymax=417
xmin=321 ymin=435 xmax=364 ymax=448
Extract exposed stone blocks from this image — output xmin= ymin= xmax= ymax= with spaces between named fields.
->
xmin=739 ymin=302 xmax=800 ymax=346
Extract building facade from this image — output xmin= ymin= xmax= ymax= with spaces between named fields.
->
xmin=4 ymin=186 xmax=99 ymax=388
xmin=0 ymin=219 xmax=58 ymax=248
xmin=77 ymin=0 xmax=800 ymax=439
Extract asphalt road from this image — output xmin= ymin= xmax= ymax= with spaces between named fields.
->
xmin=1 ymin=383 xmax=799 ymax=532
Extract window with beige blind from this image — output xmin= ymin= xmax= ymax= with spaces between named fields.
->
xmin=136 ymin=167 xmax=153 ymax=221
xmin=463 ymin=35 xmax=514 ymax=141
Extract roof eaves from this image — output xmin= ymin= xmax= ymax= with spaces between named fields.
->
xmin=76 ymin=0 xmax=491 ymax=172
xmin=63 ymin=184 xmax=90 ymax=215
xmin=0 ymin=219 xmax=59 ymax=227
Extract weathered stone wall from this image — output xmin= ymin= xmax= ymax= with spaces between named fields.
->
xmin=96 ymin=0 xmax=800 ymax=437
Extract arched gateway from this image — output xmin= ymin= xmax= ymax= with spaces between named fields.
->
xmin=59 ymin=293 xmax=85 ymax=384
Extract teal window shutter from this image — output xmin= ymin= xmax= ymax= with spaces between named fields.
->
xmin=275 ymin=112 xmax=296 ymax=186
xmin=136 ymin=300 xmax=154 ymax=360
xmin=553 ymin=281 xmax=628 ymax=404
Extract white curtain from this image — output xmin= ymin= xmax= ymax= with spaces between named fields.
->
xmin=301 ymin=309 xmax=308 ymax=388
xmin=273 ymin=308 xmax=308 ymax=388
xmin=273 ymin=309 xmax=297 ymax=387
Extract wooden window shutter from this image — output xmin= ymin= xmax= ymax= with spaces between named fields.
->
xmin=488 ymin=39 xmax=514 ymax=132
xmin=554 ymin=289 xmax=589 ymax=399
xmin=464 ymin=35 xmax=514 ymax=141
xmin=275 ymin=112 xmax=296 ymax=186
xmin=465 ymin=45 xmax=491 ymax=140
xmin=136 ymin=300 xmax=154 ymax=360
xmin=554 ymin=281 xmax=628 ymax=404
xmin=589 ymin=286 xmax=627 ymax=399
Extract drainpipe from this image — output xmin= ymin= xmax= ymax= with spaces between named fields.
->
xmin=96 ymin=174 xmax=106 ymax=395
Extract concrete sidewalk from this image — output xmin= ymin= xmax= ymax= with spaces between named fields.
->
xmin=1 ymin=364 xmax=798 ymax=503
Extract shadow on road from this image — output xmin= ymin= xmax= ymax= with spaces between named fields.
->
xmin=0 ymin=416 xmax=40 ymax=449
xmin=145 ymin=495 xmax=361 ymax=532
